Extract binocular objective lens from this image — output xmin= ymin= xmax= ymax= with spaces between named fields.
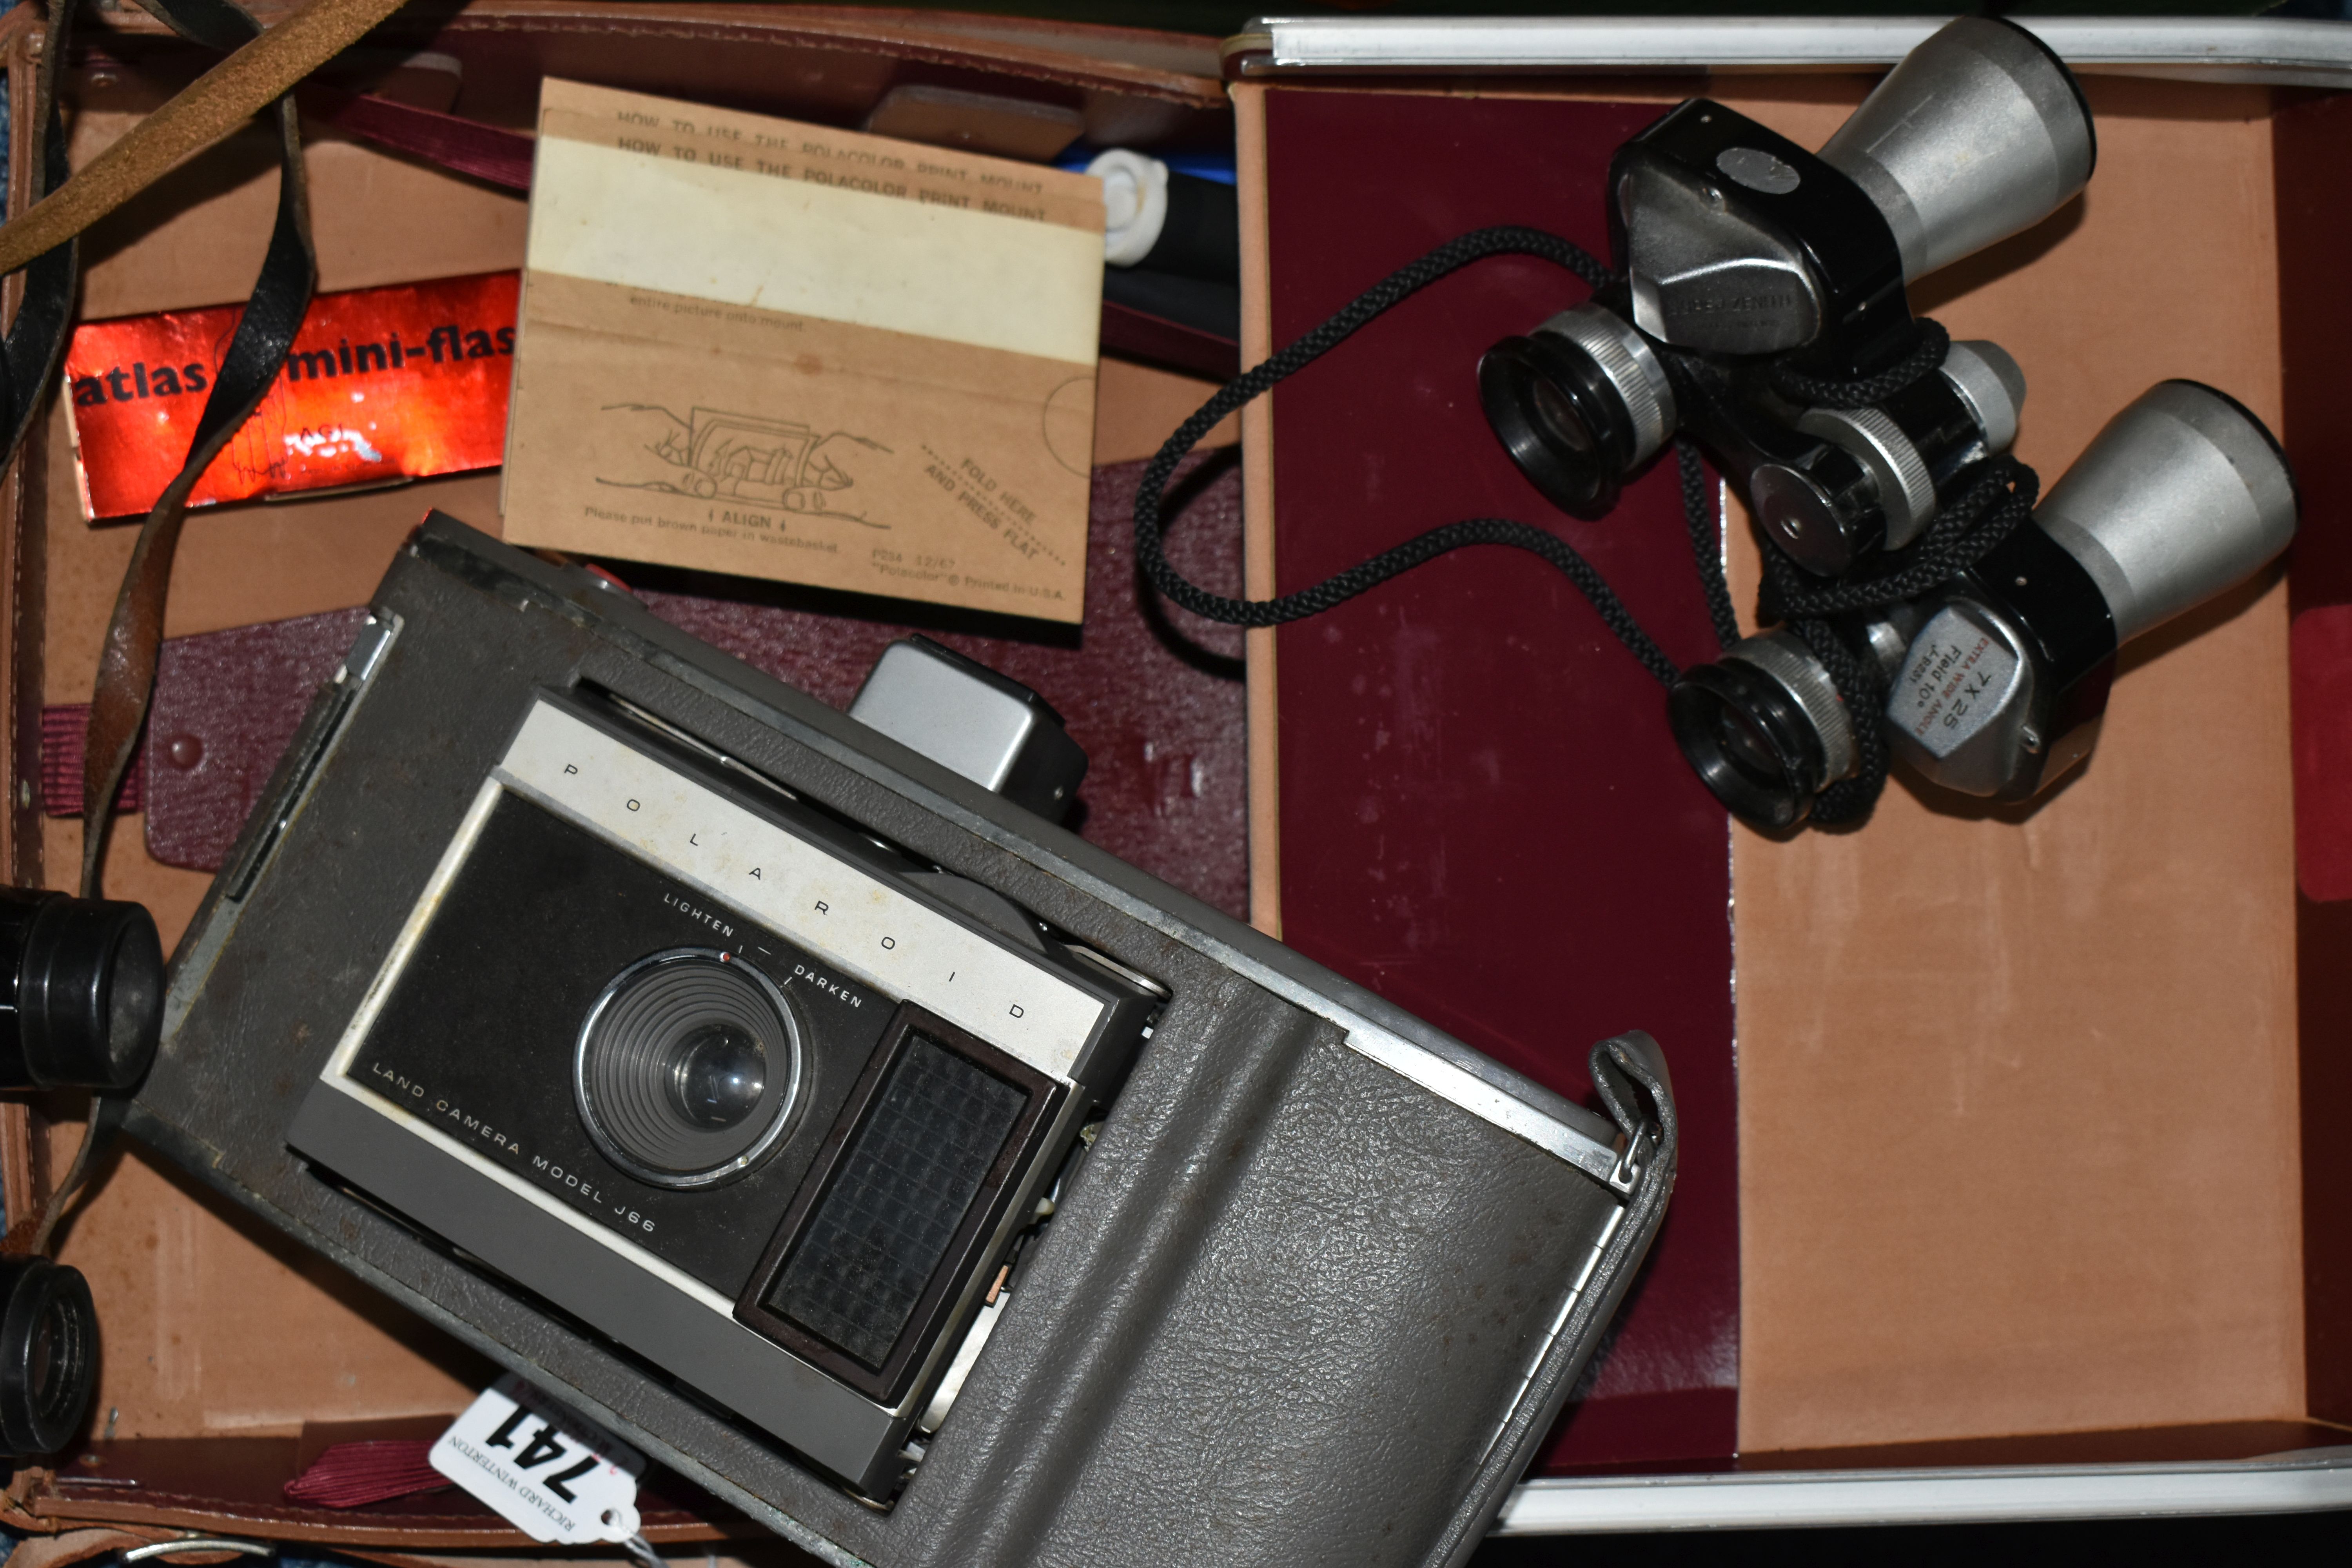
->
xmin=669 ymin=1023 xmax=768 ymax=1130
xmin=0 ymin=889 xmax=165 ymax=1093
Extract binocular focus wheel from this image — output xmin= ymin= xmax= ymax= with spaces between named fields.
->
xmin=0 ymin=1257 xmax=96 ymax=1458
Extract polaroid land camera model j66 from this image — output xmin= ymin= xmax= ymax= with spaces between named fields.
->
xmin=128 ymin=517 xmax=1676 ymax=1568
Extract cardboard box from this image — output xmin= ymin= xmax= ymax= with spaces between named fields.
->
xmin=12 ymin=1 xmax=2348 ymax=1547
xmin=1227 ymin=16 xmax=2352 ymax=1526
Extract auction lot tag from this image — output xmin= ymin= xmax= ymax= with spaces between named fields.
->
xmin=431 ymin=1374 xmax=646 ymax=1544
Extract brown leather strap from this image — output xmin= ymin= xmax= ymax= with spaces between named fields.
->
xmin=0 ymin=0 xmax=407 ymax=278
xmin=0 ymin=0 xmax=83 ymax=486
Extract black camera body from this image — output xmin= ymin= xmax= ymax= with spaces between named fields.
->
xmin=132 ymin=515 xmax=1675 ymax=1567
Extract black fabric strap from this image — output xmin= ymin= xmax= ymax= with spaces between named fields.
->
xmin=1134 ymin=225 xmax=1694 ymax=688
xmin=1766 ymin=318 xmax=1951 ymax=410
xmin=80 ymin=0 xmax=321 ymax=898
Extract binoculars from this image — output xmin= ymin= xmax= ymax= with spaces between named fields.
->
xmin=0 ymin=886 xmax=167 ymax=1459
xmin=1475 ymin=19 xmax=2299 ymax=827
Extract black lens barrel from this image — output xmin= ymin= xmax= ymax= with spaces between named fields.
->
xmin=0 ymin=889 xmax=164 ymax=1093
xmin=1478 ymin=330 xmax=1641 ymax=520
xmin=0 ymin=1257 xmax=95 ymax=1457
xmin=1668 ymin=659 xmax=1834 ymax=831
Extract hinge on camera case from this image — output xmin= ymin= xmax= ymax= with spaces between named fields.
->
xmin=221 ymin=610 xmax=402 ymax=902
xmin=1608 ymin=1128 xmax=1653 ymax=1196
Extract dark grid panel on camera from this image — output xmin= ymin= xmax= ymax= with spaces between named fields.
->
xmin=766 ymin=1032 xmax=1028 ymax=1370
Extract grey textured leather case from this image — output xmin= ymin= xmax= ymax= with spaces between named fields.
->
xmin=129 ymin=517 xmax=1677 ymax=1568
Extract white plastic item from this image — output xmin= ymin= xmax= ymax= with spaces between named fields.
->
xmin=1087 ymin=148 xmax=1170 ymax=267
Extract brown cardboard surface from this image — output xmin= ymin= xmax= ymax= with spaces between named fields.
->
xmin=1232 ymin=82 xmax=1279 ymax=938
xmin=74 ymin=113 xmax=528 ymax=321
xmin=1727 ymin=79 xmax=2303 ymax=1452
xmin=1093 ymin=356 xmax=1231 ymax=465
xmin=43 ymin=1143 xmax=490 ymax=1439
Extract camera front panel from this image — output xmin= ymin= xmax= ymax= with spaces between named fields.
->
xmin=338 ymin=786 xmax=892 ymax=1294
xmin=289 ymin=691 xmax=1140 ymax=1483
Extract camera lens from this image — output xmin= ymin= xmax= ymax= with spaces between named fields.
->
xmin=0 ymin=1258 xmax=94 ymax=1457
xmin=1479 ymin=305 xmax=1675 ymax=520
xmin=576 ymin=949 xmax=802 ymax=1189
xmin=670 ymin=1023 xmax=766 ymax=1129
xmin=0 ymin=889 xmax=164 ymax=1093
xmin=1668 ymin=631 xmax=1858 ymax=831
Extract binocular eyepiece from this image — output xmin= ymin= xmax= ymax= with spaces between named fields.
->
xmin=1670 ymin=382 xmax=2298 ymax=828
xmin=1478 ymin=303 xmax=1677 ymax=521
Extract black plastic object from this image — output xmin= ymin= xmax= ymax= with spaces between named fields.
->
xmin=1477 ymin=330 xmax=1641 ymax=520
xmin=1143 ymin=171 xmax=1240 ymax=284
xmin=0 ymin=889 xmax=164 ymax=1092
xmin=1667 ymin=658 xmax=1836 ymax=831
xmin=1100 ymin=267 xmax=1240 ymax=345
xmin=0 ymin=1258 xmax=96 ymax=1457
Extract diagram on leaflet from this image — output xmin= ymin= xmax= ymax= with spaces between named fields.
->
xmin=593 ymin=404 xmax=892 ymax=526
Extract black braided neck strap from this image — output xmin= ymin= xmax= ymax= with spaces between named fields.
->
xmin=1134 ymin=225 xmax=1708 ymax=690
xmin=1765 ymin=317 xmax=1952 ymax=410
